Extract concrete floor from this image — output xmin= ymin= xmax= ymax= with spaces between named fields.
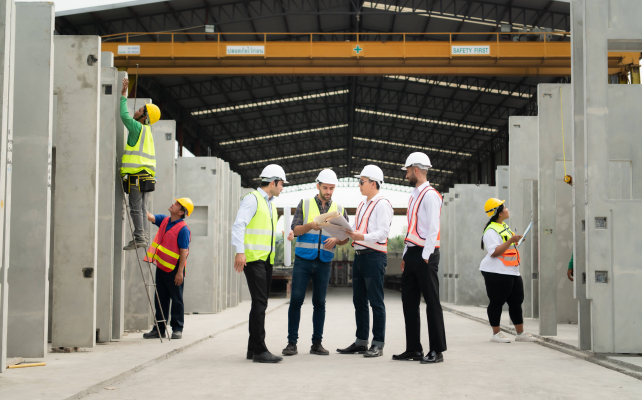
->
xmin=3 ymin=288 xmax=642 ymax=399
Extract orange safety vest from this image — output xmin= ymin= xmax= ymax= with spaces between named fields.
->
xmin=144 ymin=217 xmax=191 ymax=272
xmin=483 ymin=222 xmax=520 ymax=267
xmin=351 ymin=195 xmax=391 ymax=253
xmin=405 ymin=184 xmax=442 ymax=248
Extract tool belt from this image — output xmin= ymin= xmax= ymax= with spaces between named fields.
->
xmin=123 ymin=172 xmax=156 ymax=194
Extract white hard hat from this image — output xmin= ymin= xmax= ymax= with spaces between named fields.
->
xmin=401 ymin=152 xmax=432 ymax=170
xmin=259 ymin=164 xmax=288 ymax=184
xmin=354 ymin=165 xmax=384 ymax=184
xmin=316 ymin=169 xmax=339 ymax=185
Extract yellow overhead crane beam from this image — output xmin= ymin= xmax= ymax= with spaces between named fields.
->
xmin=101 ymin=32 xmax=640 ymax=77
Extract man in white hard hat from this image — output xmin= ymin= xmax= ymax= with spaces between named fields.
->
xmin=392 ymin=152 xmax=447 ymax=364
xmin=282 ymin=169 xmax=349 ymax=357
xmin=337 ymin=165 xmax=393 ymax=358
xmin=231 ymin=164 xmax=287 ymax=363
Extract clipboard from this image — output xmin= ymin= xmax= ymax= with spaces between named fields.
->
xmin=517 ymin=222 xmax=533 ymax=248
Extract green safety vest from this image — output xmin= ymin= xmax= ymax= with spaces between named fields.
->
xmin=244 ymin=191 xmax=278 ymax=264
xmin=121 ymin=124 xmax=156 ymax=176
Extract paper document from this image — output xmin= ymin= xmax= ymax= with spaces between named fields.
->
xmin=313 ymin=211 xmax=351 ymax=241
xmin=517 ymin=222 xmax=533 ymax=248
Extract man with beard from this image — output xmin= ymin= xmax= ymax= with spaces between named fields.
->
xmin=282 ymin=169 xmax=349 ymax=356
xmin=392 ymin=152 xmax=447 ymax=364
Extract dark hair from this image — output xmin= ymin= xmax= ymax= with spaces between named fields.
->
xmin=481 ymin=204 xmax=504 ymax=250
xmin=260 ymin=179 xmax=281 ymax=188
xmin=375 ymin=181 xmax=380 ymax=190
xmin=180 ymin=206 xmax=188 ymax=218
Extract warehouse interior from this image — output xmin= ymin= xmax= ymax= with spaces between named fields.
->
xmin=1 ymin=0 xmax=642 ymax=398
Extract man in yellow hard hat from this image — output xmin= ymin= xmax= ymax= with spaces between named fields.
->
xmin=143 ymin=197 xmax=193 ymax=340
xmin=120 ymin=77 xmax=162 ymax=250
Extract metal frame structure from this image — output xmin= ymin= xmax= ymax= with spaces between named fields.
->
xmin=54 ymin=0 xmax=637 ymax=190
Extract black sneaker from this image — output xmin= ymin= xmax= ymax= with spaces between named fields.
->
xmin=282 ymin=342 xmax=298 ymax=356
xmin=143 ymin=327 xmax=166 ymax=339
xmin=310 ymin=341 xmax=329 ymax=355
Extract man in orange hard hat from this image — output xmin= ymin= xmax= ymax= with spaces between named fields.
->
xmin=120 ymin=77 xmax=162 ymax=250
xmin=143 ymin=198 xmax=193 ymax=340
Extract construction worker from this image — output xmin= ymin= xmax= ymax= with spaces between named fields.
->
xmin=338 ymin=165 xmax=393 ymax=358
xmin=142 ymin=198 xmax=193 ymax=340
xmin=231 ymin=164 xmax=287 ymax=363
xmin=120 ymin=77 xmax=161 ymax=250
xmin=393 ymin=152 xmax=447 ymax=364
xmin=282 ymin=169 xmax=349 ymax=357
xmin=480 ymin=198 xmax=537 ymax=343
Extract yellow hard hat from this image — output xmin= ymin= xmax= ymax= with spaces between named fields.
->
xmin=175 ymin=197 xmax=194 ymax=217
xmin=145 ymin=103 xmax=161 ymax=125
xmin=484 ymin=198 xmax=505 ymax=217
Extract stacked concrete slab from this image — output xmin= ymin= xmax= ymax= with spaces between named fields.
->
xmin=495 ymin=166 xmax=509 ymax=207
xmin=0 ymin=0 xmax=15 ymax=373
xmin=508 ymin=117 xmax=538 ymax=318
xmin=438 ymin=194 xmax=450 ymax=302
xmin=452 ymin=184 xmax=496 ymax=306
xmin=51 ymin=36 xmax=101 ymax=349
xmin=446 ymin=190 xmax=457 ymax=304
xmin=537 ymin=84 xmax=577 ymax=336
xmin=577 ymin=0 xmax=642 ymax=353
xmin=5 ymin=1 xmax=52 ymax=359
xmin=95 ymin=53 xmax=118 ymax=343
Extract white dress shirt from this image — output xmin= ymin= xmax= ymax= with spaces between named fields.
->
xmin=231 ymin=187 xmax=274 ymax=254
xmin=404 ymin=181 xmax=442 ymax=259
xmin=351 ymin=193 xmax=393 ymax=250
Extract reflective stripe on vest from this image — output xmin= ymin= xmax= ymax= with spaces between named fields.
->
xmin=295 ymin=198 xmax=344 ymax=262
xmin=405 ymin=185 xmax=442 ymax=248
xmin=244 ymin=191 xmax=277 ymax=264
xmin=144 ymin=217 xmax=191 ymax=272
xmin=121 ymin=124 xmax=156 ymax=176
xmin=483 ymin=222 xmax=521 ymax=267
xmin=351 ymin=195 xmax=390 ymax=253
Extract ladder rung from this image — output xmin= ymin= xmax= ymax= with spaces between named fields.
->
xmin=155 ymin=320 xmax=166 ymax=323
xmin=145 ymin=284 xmax=156 ymax=287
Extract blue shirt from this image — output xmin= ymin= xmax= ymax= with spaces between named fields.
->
xmin=153 ymin=214 xmax=190 ymax=250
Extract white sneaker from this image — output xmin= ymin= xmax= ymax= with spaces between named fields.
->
xmin=515 ymin=332 xmax=538 ymax=342
xmin=490 ymin=332 xmax=511 ymax=343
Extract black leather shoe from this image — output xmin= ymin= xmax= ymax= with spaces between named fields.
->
xmin=282 ymin=342 xmax=298 ymax=356
xmin=364 ymin=344 xmax=383 ymax=358
xmin=392 ymin=351 xmax=424 ymax=361
xmin=420 ymin=350 xmax=444 ymax=364
xmin=336 ymin=343 xmax=368 ymax=354
xmin=253 ymin=351 xmax=283 ymax=363
xmin=143 ymin=328 xmax=166 ymax=339
xmin=310 ymin=341 xmax=329 ymax=355
xmin=246 ymin=351 xmax=253 ymax=360
xmin=171 ymin=331 xmax=182 ymax=339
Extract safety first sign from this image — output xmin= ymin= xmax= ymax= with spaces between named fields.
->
xmin=451 ymin=45 xmax=490 ymax=56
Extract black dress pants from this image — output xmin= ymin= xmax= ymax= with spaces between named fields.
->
xmin=401 ymin=247 xmax=447 ymax=353
xmin=243 ymin=259 xmax=273 ymax=354
xmin=155 ymin=267 xmax=184 ymax=333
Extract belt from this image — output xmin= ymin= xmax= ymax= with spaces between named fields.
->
xmin=355 ymin=249 xmax=377 ymax=255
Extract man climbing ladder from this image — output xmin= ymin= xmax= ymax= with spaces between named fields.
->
xmin=120 ymin=77 xmax=161 ymax=250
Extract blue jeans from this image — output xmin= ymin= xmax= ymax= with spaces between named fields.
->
xmin=287 ymin=256 xmax=332 ymax=344
xmin=352 ymin=251 xmax=387 ymax=347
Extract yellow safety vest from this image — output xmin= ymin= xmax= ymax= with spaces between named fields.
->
xmin=244 ymin=191 xmax=278 ymax=264
xmin=121 ymin=124 xmax=156 ymax=176
xmin=483 ymin=222 xmax=520 ymax=267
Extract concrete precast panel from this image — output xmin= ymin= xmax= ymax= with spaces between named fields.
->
xmin=439 ymin=196 xmax=449 ymax=302
xmin=5 ymin=2 xmax=52 ymax=359
xmin=112 ymin=71 xmax=128 ymax=340
xmin=523 ymin=180 xmax=539 ymax=319
xmin=123 ymin=98 xmax=153 ymax=332
xmin=177 ymin=157 xmax=217 ymax=313
xmin=537 ymin=83 xmax=577 ymax=336
xmin=495 ymin=166 xmax=509 ymax=208
xmin=453 ymin=184 xmax=496 ymax=306
xmin=0 ymin=0 xmax=15 ymax=373
xmin=221 ymin=162 xmax=229 ymax=311
xmin=51 ymin=36 xmax=100 ymax=348
xmin=509 ymin=117 xmax=538 ymax=318
xmin=95 ymin=61 xmax=118 ymax=343
xmin=570 ymin=0 xmax=592 ymax=351
xmin=447 ymin=190 xmax=457 ymax=304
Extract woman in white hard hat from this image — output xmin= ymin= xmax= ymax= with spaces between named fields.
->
xmin=480 ymin=198 xmax=537 ymax=343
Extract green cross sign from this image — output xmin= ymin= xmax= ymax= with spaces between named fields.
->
xmin=353 ymin=45 xmax=363 ymax=54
